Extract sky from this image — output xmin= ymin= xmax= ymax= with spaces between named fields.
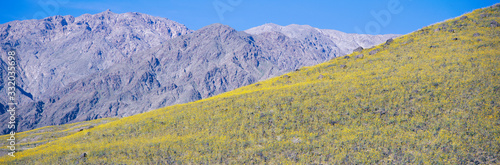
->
xmin=0 ymin=0 xmax=498 ymax=35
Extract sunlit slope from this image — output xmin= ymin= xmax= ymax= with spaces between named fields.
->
xmin=0 ymin=118 xmax=117 ymax=157
xmin=3 ymin=5 xmax=500 ymax=164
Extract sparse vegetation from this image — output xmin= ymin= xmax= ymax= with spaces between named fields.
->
xmin=1 ymin=4 xmax=500 ymax=164
xmin=0 ymin=118 xmax=117 ymax=157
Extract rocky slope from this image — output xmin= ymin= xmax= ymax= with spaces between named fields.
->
xmin=0 ymin=9 xmax=191 ymax=99
xmin=0 ymin=11 xmax=398 ymax=133
xmin=0 ymin=10 xmax=192 ymax=133
xmin=245 ymin=23 xmax=400 ymax=55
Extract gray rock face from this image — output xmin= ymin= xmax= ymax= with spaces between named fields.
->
xmin=0 ymin=11 xmax=399 ymax=133
xmin=0 ymin=10 xmax=191 ymax=100
xmin=0 ymin=10 xmax=191 ymax=133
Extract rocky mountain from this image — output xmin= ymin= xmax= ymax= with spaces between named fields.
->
xmin=0 ymin=9 xmax=191 ymax=99
xmin=0 ymin=11 xmax=398 ymax=133
xmin=245 ymin=23 xmax=400 ymax=55
xmin=0 ymin=10 xmax=192 ymax=133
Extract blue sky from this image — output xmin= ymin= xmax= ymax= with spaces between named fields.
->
xmin=0 ymin=0 xmax=498 ymax=35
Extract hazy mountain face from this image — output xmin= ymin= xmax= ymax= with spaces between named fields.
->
xmin=0 ymin=11 xmax=398 ymax=133
xmin=245 ymin=23 xmax=400 ymax=54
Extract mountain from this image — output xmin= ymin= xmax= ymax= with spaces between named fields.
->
xmin=2 ymin=4 xmax=498 ymax=164
xmin=0 ymin=11 xmax=397 ymax=133
xmin=0 ymin=9 xmax=192 ymax=133
xmin=246 ymin=23 xmax=399 ymax=54
xmin=0 ymin=9 xmax=191 ymax=99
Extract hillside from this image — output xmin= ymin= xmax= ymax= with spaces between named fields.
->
xmin=0 ymin=11 xmax=395 ymax=133
xmin=1 ymin=4 xmax=499 ymax=164
xmin=0 ymin=118 xmax=117 ymax=157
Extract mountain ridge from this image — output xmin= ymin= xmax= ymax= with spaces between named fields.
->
xmin=246 ymin=23 xmax=400 ymax=51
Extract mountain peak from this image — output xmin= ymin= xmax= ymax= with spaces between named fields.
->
xmin=245 ymin=23 xmax=282 ymax=35
xmin=204 ymin=23 xmax=233 ymax=29
xmin=286 ymin=24 xmax=313 ymax=28
xmin=264 ymin=23 xmax=279 ymax=26
xmin=245 ymin=23 xmax=319 ymax=38
xmin=197 ymin=23 xmax=237 ymax=35
xmin=95 ymin=9 xmax=116 ymax=17
xmin=262 ymin=23 xmax=282 ymax=28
